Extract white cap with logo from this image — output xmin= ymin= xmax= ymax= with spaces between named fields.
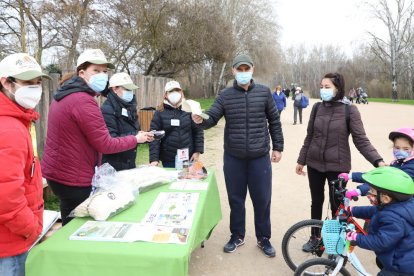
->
xmin=165 ymin=80 xmax=182 ymax=93
xmin=109 ymin=72 xmax=138 ymax=90
xmin=77 ymin=49 xmax=115 ymax=69
xmin=0 ymin=53 xmax=50 ymax=80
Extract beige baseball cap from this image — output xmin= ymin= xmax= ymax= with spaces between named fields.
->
xmin=109 ymin=72 xmax=138 ymax=90
xmin=0 ymin=53 xmax=51 ymax=80
xmin=165 ymin=80 xmax=182 ymax=92
xmin=181 ymin=99 xmax=209 ymax=119
xmin=77 ymin=49 xmax=115 ymax=69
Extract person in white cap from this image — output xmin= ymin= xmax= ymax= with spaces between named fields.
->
xmin=101 ymin=73 xmax=140 ymax=171
xmin=149 ymin=80 xmax=204 ymax=168
xmin=41 ymin=49 xmax=154 ymax=225
xmin=293 ymin=86 xmax=303 ymax=125
xmin=0 ymin=53 xmax=50 ymax=276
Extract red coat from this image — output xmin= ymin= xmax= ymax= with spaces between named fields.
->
xmin=0 ymin=92 xmax=43 ymax=257
xmin=41 ymin=77 xmax=137 ymax=187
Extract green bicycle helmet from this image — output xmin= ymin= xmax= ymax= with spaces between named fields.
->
xmin=362 ymin=166 xmax=414 ymax=202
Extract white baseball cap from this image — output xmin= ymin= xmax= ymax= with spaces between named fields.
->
xmin=109 ymin=72 xmax=138 ymax=90
xmin=181 ymin=99 xmax=209 ymax=119
xmin=0 ymin=53 xmax=51 ymax=80
xmin=77 ymin=49 xmax=115 ymax=69
xmin=165 ymin=80 xmax=182 ymax=92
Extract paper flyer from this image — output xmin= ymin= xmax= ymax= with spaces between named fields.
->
xmin=142 ymin=192 xmax=199 ymax=228
xmin=69 ymin=221 xmax=141 ymax=242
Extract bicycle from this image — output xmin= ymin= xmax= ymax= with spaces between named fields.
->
xmin=281 ymin=177 xmax=368 ymax=271
xmin=293 ymin=217 xmax=371 ymax=276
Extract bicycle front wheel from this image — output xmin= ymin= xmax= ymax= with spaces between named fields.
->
xmin=281 ymin=219 xmax=326 ymax=271
xmin=294 ymin=258 xmax=351 ymax=276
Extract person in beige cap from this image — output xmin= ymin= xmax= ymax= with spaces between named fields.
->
xmin=0 ymin=53 xmax=49 ymax=276
xmin=101 ymin=73 xmax=140 ymax=171
xmin=41 ymin=49 xmax=154 ymax=225
xmin=149 ymin=80 xmax=204 ymax=168
xmin=191 ymin=53 xmax=283 ymax=258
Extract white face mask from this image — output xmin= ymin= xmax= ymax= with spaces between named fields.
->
xmin=13 ymin=84 xmax=43 ymax=109
xmin=167 ymin=91 xmax=182 ymax=105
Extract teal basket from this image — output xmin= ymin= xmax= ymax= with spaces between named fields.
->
xmin=322 ymin=220 xmax=345 ymax=254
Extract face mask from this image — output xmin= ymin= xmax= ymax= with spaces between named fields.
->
xmin=88 ymin=73 xmax=108 ymax=93
xmin=121 ymin=90 xmax=134 ymax=102
xmin=235 ymin=71 xmax=253 ymax=85
xmin=167 ymin=91 xmax=182 ymax=105
xmin=320 ymin=88 xmax=334 ymax=101
xmin=393 ymin=149 xmax=411 ymax=160
xmin=13 ymin=84 xmax=42 ymax=109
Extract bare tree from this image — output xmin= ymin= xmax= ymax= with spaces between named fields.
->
xmin=367 ymin=0 xmax=414 ymax=100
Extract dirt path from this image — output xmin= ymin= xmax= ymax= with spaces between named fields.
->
xmin=188 ymin=99 xmax=414 ymax=276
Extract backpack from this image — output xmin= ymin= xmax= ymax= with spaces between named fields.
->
xmin=300 ymin=95 xmax=309 ymax=108
xmin=312 ymin=102 xmax=351 ymax=133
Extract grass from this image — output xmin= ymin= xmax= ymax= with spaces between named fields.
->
xmin=197 ymin=98 xmax=215 ymax=111
xmin=368 ymin=98 xmax=414 ymax=105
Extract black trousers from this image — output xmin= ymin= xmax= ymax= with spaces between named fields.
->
xmin=223 ymin=152 xmax=272 ymax=239
xmin=307 ymin=166 xmax=346 ymax=220
xmin=47 ymin=179 xmax=92 ymax=225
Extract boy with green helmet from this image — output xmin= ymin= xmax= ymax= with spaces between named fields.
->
xmin=346 ymin=166 xmax=414 ymax=275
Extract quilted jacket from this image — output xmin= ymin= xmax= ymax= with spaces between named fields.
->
xmin=41 ymin=76 xmax=137 ymax=187
xmin=0 ymin=92 xmax=43 ymax=257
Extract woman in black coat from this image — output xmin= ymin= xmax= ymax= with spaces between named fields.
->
xmin=149 ymin=80 xmax=204 ymax=168
xmin=101 ymin=72 xmax=140 ymax=170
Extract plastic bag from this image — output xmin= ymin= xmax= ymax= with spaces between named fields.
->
xmin=116 ymin=165 xmax=171 ymax=193
xmin=71 ymin=163 xmax=138 ymax=221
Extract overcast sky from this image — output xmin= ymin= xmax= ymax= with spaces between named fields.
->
xmin=274 ymin=0 xmax=386 ymax=56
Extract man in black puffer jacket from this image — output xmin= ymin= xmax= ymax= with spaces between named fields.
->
xmin=101 ymin=73 xmax=140 ymax=171
xmin=192 ymin=54 xmax=284 ymax=258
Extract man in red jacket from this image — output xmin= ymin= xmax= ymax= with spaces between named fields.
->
xmin=0 ymin=53 xmax=50 ymax=276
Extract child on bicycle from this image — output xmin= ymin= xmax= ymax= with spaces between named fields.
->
xmin=341 ymin=127 xmax=414 ymax=199
xmin=346 ymin=166 xmax=414 ymax=275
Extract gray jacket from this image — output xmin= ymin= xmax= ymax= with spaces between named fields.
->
xmin=200 ymin=80 xmax=284 ymax=159
xmin=297 ymin=101 xmax=383 ymax=172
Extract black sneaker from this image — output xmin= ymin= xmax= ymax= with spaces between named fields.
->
xmin=223 ymin=235 xmax=245 ymax=253
xmin=302 ymin=236 xmax=321 ymax=252
xmin=257 ymin=237 xmax=276 ymax=257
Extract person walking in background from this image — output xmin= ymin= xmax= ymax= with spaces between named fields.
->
xmin=293 ymin=86 xmax=304 ymax=124
xmin=192 ymin=54 xmax=284 ymax=258
xmin=0 ymin=53 xmax=49 ymax=276
xmin=295 ymin=72 xmax=385 ymax=252
xmin=284 ymin=87 xmax=290 ymax=99
xmin=348 ymin=87 xmax=356 ymax=103
xmin=101 ymin=73 xmax=140 ymax=171
xmin=272 ymin=85 xmax=286 ymax=115
xmin=41 ymin=49 xmax=154 ymax=225
xmin=149 ymin=80 xmax=204 ymax=168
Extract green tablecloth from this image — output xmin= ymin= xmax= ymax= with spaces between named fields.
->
xmin=26 ymin=170 xmax=222 ymax=276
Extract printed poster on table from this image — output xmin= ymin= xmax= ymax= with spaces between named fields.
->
xmin=142 ymin=192 xmax=199 ymax=228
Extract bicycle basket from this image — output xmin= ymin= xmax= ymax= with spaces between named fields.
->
xmin=322 ymin=220 xmax=345 ymax=254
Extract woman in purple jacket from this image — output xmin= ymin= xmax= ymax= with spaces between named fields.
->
xmin=41 ymin=49 xmax=154 ymax=225
xmin=272 ymin=85 xmax=286 ymax=115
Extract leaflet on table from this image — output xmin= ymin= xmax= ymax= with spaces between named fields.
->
xmin=169 ymin=180 xmax=208 ymax=191
xmin=69 ymin=221 xmax=141 ymax=242
xmin=69 ymin=221 xmax=190 ymax=244
xmin=141 ymin=192 xmax=199 ymax=228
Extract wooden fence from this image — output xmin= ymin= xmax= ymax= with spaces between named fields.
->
xmin=35 ymin=73 xmax=169 ymax=157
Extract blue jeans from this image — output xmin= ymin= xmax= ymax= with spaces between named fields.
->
xmin=223 ymin=152 xmax=272 ymax=239
xmin=0 ymin=251 xmax=28 ymax=276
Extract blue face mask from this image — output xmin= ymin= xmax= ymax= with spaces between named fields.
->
xmin=121 ymin=90 xmax=134 ymax=102
xmin=320 ymin=88 xmax=334 ymax=101
xmin=88 ymin=73 xmax=108 ymax=93
xmin=393 ymin=149 xmax=411 ymax=160
xmin=236 ymin=71 xmax=253 ymax=85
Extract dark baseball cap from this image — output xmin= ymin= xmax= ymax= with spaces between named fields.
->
xmin=232 ymin=54 xmax=254 ymax=68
